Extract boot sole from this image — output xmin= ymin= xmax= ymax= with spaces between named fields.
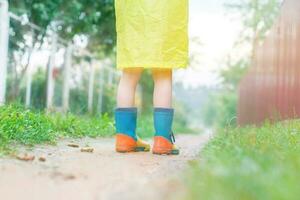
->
xmin=116 ymin=146 xmax=149 ymax=153
xmin=153 ymin=149 xmax=179 ymax=155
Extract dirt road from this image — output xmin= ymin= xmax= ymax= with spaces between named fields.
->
xmin=0 ymin=134 xmax=210 ymax=200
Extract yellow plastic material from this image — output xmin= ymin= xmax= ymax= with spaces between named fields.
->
xmin=115 ymin=0 xmax=189 ymax=70
xmin=136 ymin=138 xmax=150 ymax=152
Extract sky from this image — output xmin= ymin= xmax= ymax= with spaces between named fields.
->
xmin=174 ymin=0 xmax=243 ymax=88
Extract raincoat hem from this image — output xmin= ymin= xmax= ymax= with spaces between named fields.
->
xmin=116 ymin=62 xmax=188 ymax=70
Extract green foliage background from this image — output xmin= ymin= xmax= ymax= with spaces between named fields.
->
xmin=201 ymin=0 xmax=280 ymax=128
xmin=6 ymin=0 xmax=117 ymax=102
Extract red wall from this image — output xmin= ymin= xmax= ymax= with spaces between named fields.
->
xmin=238 ymin=0 xmax=300 ymax=125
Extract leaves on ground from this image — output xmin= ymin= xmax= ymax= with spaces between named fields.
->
xmin=16 ymin=153 xmax=35 ymax=161
xmin=67 ymin=143 xmax=80 ymax=148
xmin=80 ymin=147 xmax=94 ymax=153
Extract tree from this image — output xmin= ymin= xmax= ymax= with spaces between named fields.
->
xmin=7 ymin=0 xmax=116 ymax=100
xmin=226 ymin=0 xmax=280 ymax=59
xmin=8 ymin=0 xmax=116 ymax=53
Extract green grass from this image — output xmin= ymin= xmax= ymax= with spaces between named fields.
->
xmin=186 ymin=121 xmax=300 ymax=200
xmin=0 ymin=105 xmax=194 ymax=155
xmin=0 ymin=105 xmax=114 ymax=154
xmin=49 ymin=113 xmax=114 ymax=138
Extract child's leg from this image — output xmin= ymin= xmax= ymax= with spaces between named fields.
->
xmin=152 ymin=69 xmax=173 ymax=108
xmin=152 ymin=69 xmax=179 ymax=155
xmin=115 ymin=68 xmax=150 ymax=153
xmin=117 ymin=68 xmax=143 ymax=107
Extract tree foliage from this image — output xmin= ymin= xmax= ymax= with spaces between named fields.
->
xmin=226 ymin=0 xmax=280 ymax=58
xmin=7 ymin=0 xmax=116 ymax=102
xmin=8 ymin=0 xmax=116 ymax=54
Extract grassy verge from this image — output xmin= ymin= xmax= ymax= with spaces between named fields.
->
xmin=186 ymin=121 xmax=300 ymax=200
xmin=0 ymin=105 xmax=194 ymax=155
xmin=0 ymin=105 xmax=114 ymax=154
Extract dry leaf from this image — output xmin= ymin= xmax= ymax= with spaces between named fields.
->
xmin=80 ymin=147 xmax=94 ymax=153
xmin=67 ymin=143 xmax=79 ymax=148
xmin=64 ymin=174 xmax=76 ymax=180
xmin=16 ymin=154 xmax=35 ymax=161
xmin=39 ymin=157 xmax=46 ymax=162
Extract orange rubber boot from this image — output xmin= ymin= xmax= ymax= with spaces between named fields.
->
xmin=115 ymin=108 xmax=150 ymax=153
xmin=152 ymin=108 xmax=179 ymax=155
xmin=116 ymin=134 xmax=150 ymax=153
xmin=152 ymin=136 xmax=179 ymax=155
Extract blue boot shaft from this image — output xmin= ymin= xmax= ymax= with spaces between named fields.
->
xmin=154 ymin=108 xmax=174 ymax=143
xmin=115 ymin=108 xmax=137 ymax=141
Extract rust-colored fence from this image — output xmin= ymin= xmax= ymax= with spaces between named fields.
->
xmin=238 ymin=0 xmax=300 ymax=125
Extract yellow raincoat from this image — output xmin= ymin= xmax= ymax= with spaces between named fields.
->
xmin=115 ymin=0 xmax=189 ymax=69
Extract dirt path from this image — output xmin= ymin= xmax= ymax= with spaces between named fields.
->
xmin=0 ymin=134 xmax=210 ymax=200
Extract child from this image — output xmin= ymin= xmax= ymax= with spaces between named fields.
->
xmin=114 ymin=0 xmax=189 ymax=155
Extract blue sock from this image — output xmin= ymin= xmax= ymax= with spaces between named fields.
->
xmin=115 ymin=108 xmax=137 ymax=141
xmin=154 ymin=108 xmax=174 ymax=143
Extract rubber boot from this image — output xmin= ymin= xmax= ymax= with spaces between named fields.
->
xmin=115 ymin=108 xmax=150 ymax=153
xmin=152 ymin=108 xmax=179 ymax=155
